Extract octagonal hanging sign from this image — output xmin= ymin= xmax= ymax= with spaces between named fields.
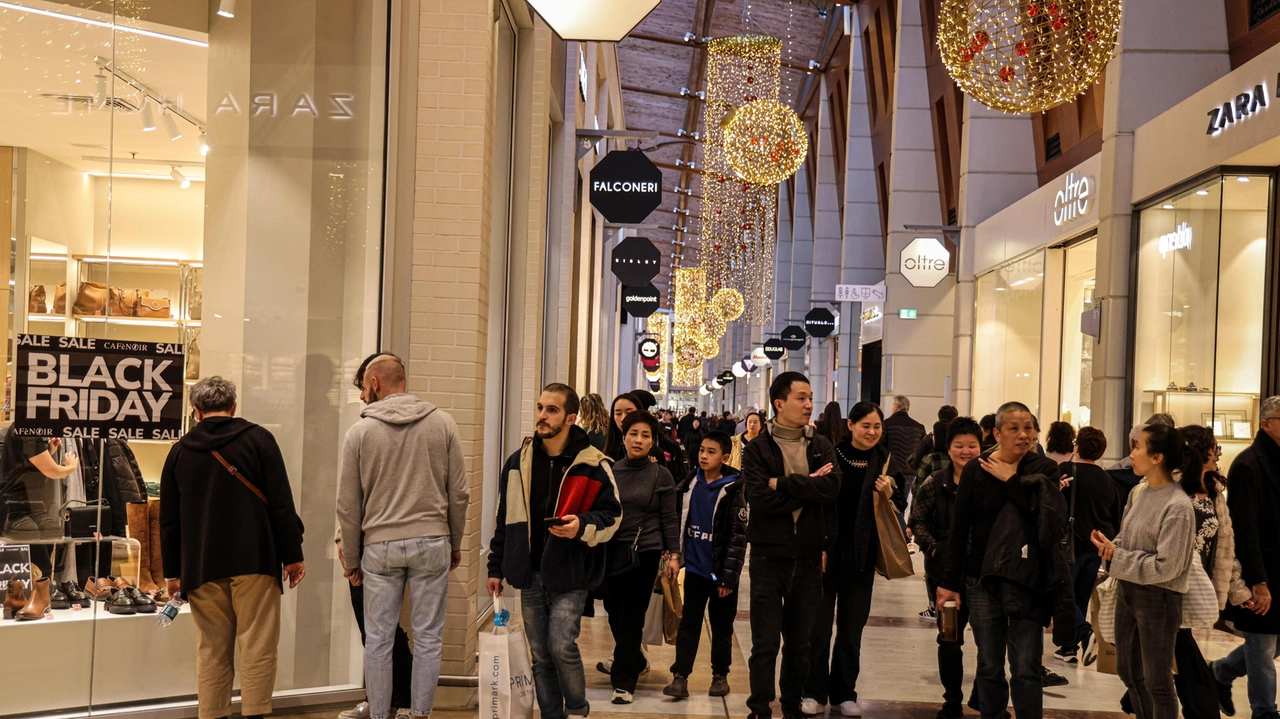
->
xmin=780 ymin=326 xmax=808 ymax=351
xmin=590 ymin=151 xmax=663 ymax=224
xmin=763 ymin=339 xmax=786 ymax=360
xmin=622 ymin=284 xmax=661 ymax=318
xmin=527 ymin=0 xmax=660 ymax=42
xmin=805 ymin=308 xmax=837 ymax=338
xmin=612 ymin=237 xmax=661 ymax=286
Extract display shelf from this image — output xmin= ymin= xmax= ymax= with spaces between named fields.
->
xmin=74 ymin=314 xmax=194 ymax=326
xmin=28 ymin=313 xmax=67 ymax=322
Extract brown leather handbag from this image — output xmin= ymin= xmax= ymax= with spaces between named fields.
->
xmin=73 ymin=282 xmax=109 ymax=315
xmin=53 ymin=283 xmax=67 ymax=313
xmin=28 ymin=285 xmax=46 ymax=313
xmin=189 ymin=291 xmax=202 ymax=320
xmin=185 ymin=333 xmax=200 ymax=380
xmin=108 ymin=288 xmax=149 ymax=317
xmin=135 ymin=297 xmax=171 ymax=318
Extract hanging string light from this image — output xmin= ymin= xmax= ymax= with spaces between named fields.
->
xmin=937 ymin=0 xmax=1121 ymax=114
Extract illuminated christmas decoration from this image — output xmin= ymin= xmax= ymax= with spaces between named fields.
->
xmin=723 ymin=100 xmax=808 ymax=185
xmin=937 ymin=0 xmax=1121 ymax=114
xmin=710 ymin=288 xmax=746 ymax=322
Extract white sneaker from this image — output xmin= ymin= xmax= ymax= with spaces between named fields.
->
xmin=611 ymin=689 xmax=634 ymax=704
xmin=338 ymin=702 xmax=370 ymax=719
xmin=838 ymin=700 xmax=863 ymax=716
xmin=800 ymin=697 xmax=825 ymax=715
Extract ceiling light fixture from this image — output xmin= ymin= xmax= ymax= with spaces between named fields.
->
xmin=1161 ymin=203 xmax=1174 ymax=210
xmin=139 ymin=100 xmax=156 ymax=132
xmin=94 ymin=73 xmax=107 ymax=105
xmin=199 ymin=133 xmax=210 ymax=156
xmin=170 ymin=167 xmax=191 ymax=189
xmin=217 ymin=0 xmax=236 ymax=18
xmin=0 ymin=1 xmax=208 ymax=47
xmin=1238 ymin=176 xmax=1251 ymax=182
xmin=85 ymin=171 xmax=205 ymax=182
xmin=1196 ymin=189 xmax=1209 ymax=196
xmin=161 ymin=109 xmax=182 ymax=141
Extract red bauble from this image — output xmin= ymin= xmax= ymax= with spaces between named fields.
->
xmin=1027 ymin=2 xmax=1039 ymax=16
xmin=717 ymin=176 xmax=725 ymax=183
xmin=746 ymin=76 xmax=754 ymax=84
xmin=974 ymin=30 xmax=989 ymax=47
xmin=1048 ymin=3 xmax=1059 ymax=15
xmin=1015 ymin=40 xmax=1031 ymax=56
xmin=716 ymin=209 xmax=722 ymax=215
xmin=714 ymin=243 xmax=721 ymax=251
xmin=960 ymin=48 xmax=974 ymax=63
xmin=742 ymin=183 xmax=750 ymax=191
xmin=1086 ymin=29 xmax=1098 ymax=43
xmin=742 ymin=223 xmax=752 ymax=230
xmin=999 ymin=66 xmax=1016 ymax=82
xmin=1051 ymin=16 xmax=1067 ymax=30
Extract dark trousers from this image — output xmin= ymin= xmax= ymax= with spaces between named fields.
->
xmin=1064 ymin=552 xmax=1101 ymax=651
xmin=748 ymin=555 xmax=823 ymax=717
xmin=603 ymin=550 xmax=662 ymax=693
xmin=671 ymin=570 xmax=739 ymax=678
xmin=1115 ymin=581 xmax=1181 ymax=719
xmin=803 ymin=561 xmax=876 ymax=704
xmin=350 ymin=582 xmax=413 ymax=710
xmin=967 ymin=577 xmax=1044 ymax=719
xmin=937 ymin=586 xmax=973 ymax=708
xmin=1172 ymin=628 xmax=1222 ymax=719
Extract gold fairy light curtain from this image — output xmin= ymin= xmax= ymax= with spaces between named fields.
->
xmin=938 ymin=0 xmax=1121 ymax=114
xmin=700 ymin=35 xmax=783 ymax=327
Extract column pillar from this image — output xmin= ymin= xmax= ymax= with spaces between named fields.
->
xmin=811 ymin=78 xmax=843 ymax=407
xmin=789 ymin=164 xmax=815 ymax=377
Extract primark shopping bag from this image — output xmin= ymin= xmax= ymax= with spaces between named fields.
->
xmin=480 ymin=597 xmax=535 ymax=719
xmin=873 ymin=455 xmax=915 ymax=579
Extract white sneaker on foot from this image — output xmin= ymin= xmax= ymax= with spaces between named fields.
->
xmin=800 ymin=697 xmax=825 ymax=715
xmin=338 ymin=701 xmax=370 ymax=719
xmin=838 ymin=700 xmax=863 ymax=716
xmin=611 ymin=689 xmax=633 ymax=704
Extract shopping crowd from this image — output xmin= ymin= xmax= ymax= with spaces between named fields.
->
xmin=142 ymin=351 xmax=1280 ymax=719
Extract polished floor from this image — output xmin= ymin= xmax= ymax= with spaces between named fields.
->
xmin=505 ymin=551 xmax=1261 ymax=719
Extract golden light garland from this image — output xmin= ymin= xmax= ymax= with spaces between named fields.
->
xmin=724 ymin=100 xmax=808 ymax=185
xmin=700 ymin=35 xmax=782 ymax=326
xmin=938 ymin=0 xmax=1121 ymax=114
xmin=710 ymin=288 xmax=745 ymax=322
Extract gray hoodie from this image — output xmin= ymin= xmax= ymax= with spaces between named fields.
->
xmin=336 ymin=393 xmax=469 ymax=568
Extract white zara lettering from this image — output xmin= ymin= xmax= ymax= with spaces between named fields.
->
xmin=1158 ymin=222 xmax=1193 ymax=258
xmin=1053 ymin=172 xmax=1092 ymax=226
xmin=592 ymin=181 xmax=659 ymax=193
xmin=214 ymin=91 xmax=357 ymax=119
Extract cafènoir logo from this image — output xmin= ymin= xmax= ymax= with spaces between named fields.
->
xmin=1054 ymin=172 xmax=1092 ymax=226
xmin=1206 ymin=80 xmax=1270 ymax=135
xmin=1158 ymin=222 xmax=1193 ymax=258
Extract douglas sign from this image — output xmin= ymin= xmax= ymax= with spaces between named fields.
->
xmin=14 ymin=335 xmax=185 ymax=440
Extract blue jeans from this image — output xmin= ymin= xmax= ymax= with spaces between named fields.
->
xmin=362 ymin=537 xmax=452 ymax=719
xmin=1065 ymin=552 xmax=1102 ymax=652
xmin=1213 ymin=631 xmax=1280 ymax=715
xmin=967 ymin=577 xmax=1044 ymax=719
xmin=521 ymin=573 xmax=589 ymax=719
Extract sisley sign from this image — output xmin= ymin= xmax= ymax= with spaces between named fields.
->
xmin=1158 ymin=222 xmax=1193 ymax=258
xmin=1053 ymin=172 xmax=1093 ymax=226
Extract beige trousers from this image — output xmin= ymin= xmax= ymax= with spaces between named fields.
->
xmin=188 ymin=573 xmax=281 ymax=719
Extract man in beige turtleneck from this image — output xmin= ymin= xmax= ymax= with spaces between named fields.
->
xmin=741 ymin=371 xmax=840 ymax=719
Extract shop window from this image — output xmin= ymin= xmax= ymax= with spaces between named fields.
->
xmin=973 ymin=252 xmax=1046 ymax=418
xmin=1133 ymin=173 xmax=1270 ymax=466
xmin=1251 ymin=0 xmax=1280 ymax=27
xmin=1058 ymin=240 xmax=1096 ymax=428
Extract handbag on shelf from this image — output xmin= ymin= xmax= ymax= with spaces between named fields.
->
xmin=53 ymin=283 xmax=68 ymax=313
xmin=73 ymin=281 xmax=109 ymax=315
xmin=28 ymin=285 xmax=46 ymax=313
xmin=64 ymin=499 xmax=112 ymax=539
xmin=109 ymin=288 xmax=148 ymax=318
xmin=135 ymin=297 xmax=172 ymax=318
xmin=189 ymin=290 xmax=202 ymax=320
xmin=186 ymin=332 xmax=200 ymax=380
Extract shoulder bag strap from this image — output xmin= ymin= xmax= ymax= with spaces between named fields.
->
xmin=211 ymin=450 xmax=268 ymax=505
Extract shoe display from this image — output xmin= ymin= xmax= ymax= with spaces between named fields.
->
xmin=6 ymin=514 xmax=40 ymax=535
xmin=1214 ymin=671 xmax=1235 ymax=717
xmin=3 ymin=580 xmax=27 ymax=619
xmin=1041 ymin=666 xmax=1069 ymax=687
xmin=126 ymin=501 xmax=160 ymax=594
xmin=1053 ymin=646 xmax=1079 ymax=665
xmin=59 ymin=581 xmax=89 ymax=609
xmin=125 ymin=587 xmax=157 ymax=613
xmin=48 ymin=582 xmax=70 ymax=610
xmin=919 ymin=607 xmax=937 ymax=619
xmin=936 ymin=702 xmax=964 ymax=719
xmin=338 ymin=701 xmax=370 ymax=719
xmin=610 ymin=689 xmax=633 ymax=705
xmin=106 ymin=588 xmax=137 ymax=615
xmin=16 ymin=577 xmax=51 ymax=620
xmin=85 ymin=576 xmax=114 ymax=602
xmin=147 ymin=500 xmax=165 ymax=602
xmin=799 ymin=697 xmax=825 ymax=715
xmin=709 ymin=674 xmax=730 ymax=697
xmin=837 ymin=700 xmax=863 ymax=716
xmin=663 ymin=674 xmax=689 ymax=699
xmin=1083 ymin=630 xmax=1098 ymax=667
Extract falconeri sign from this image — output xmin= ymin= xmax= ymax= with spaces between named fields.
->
xmin=589 ymin=151 xmax=663 ymax=224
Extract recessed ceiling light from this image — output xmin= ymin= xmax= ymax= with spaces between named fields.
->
xmin=1162 ymin=203 xmax=1174 ymax=209
xmin=1238 ymin=176 xmax=1251 ymax=182
xmin=217 ymin=0 xmax=236 ymax=18
xmin=1196 ymin=190 xmax=1209 ymax=196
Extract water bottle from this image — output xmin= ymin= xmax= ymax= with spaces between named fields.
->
xmin=939 ymin=600 xmax=958 ymax=642
xmin=156 ymin=594 xmax=185 ymax=627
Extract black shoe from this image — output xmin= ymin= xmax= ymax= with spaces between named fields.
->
xmin=126 ymin=587 xmax=157 ymax=613
xmin=1215 ymin=672 xmax=1235 ymax=716
xmin=936 ymin=703 xmax=964 ymax=719
xmin=48 ymin=583 xmax=70 ymax=610
xmin=1120 ymin=688 xmax=1134 ymax=714
xmin=968 ymin=694 xmax=979 ymax=712
xmin=664 ymin=674 xmax=689 ymax=699
xmin=709 ymin=674 xmax=730 ymax=697
xmin=59 ymin=581 xmax=89 ymax=608
xmin=106 ymin=588 xmax=136 ymax=615
xmin=1041 ymin=666 xmax=1069 ymax=687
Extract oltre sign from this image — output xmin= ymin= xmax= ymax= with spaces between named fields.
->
xmin=527 ymin=0 xmax=659 ymax=42
xmin=612 ymin=237 xmax=661 ymax=286
xmin=900 ymin=237 xmax=951 ymax=288
xmin=590 ymin=151 xmax=663 ymax=224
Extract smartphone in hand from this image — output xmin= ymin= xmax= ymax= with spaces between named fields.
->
xmin=543 ymin=517 xmax=566 ymax=528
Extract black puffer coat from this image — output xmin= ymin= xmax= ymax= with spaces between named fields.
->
xmin=1225 ymin=433 xmax=1280 ymax=634
xmin=79 ymin=438 xmax=147 ymax=537
xmin=675 ymin=467 xmax=748 ymax=591
xmin=883 ymin=411 xmax=926 ymax=480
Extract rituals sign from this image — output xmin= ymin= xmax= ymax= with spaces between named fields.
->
xmin=14 ymin=335 xmax=185 ymax=440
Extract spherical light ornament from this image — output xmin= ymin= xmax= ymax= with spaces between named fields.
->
xmin=938 ymin=0 xmax=1120 ymax=114
xmin=710 ymin=288 xmax=746 ymax=322
xmin=732 ymin=362 xmax=747 ymax=378
xmin=723 ymin=99 xmax=808 ymax=186
xmin=751 ymin=346 xmax=772 ymax=368
xmin=695 ymin=335 xmax=721 ymax=360
xmin=695 ymin=304 xmax=727 ymax=339
xmin=675 ymin=341 xmax=702 ymax=368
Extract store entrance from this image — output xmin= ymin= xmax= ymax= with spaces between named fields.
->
xmin=860 ymin=340 xmax=882 ymax=404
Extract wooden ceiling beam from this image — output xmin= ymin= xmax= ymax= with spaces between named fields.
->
xmin=627 ymin=31 xmax=818 ymax=75
xmin=621 ymin=84 xmax=698 ymax=102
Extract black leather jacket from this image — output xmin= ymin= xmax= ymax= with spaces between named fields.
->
xmin=675 ymin=468 xmax=749 ymax=590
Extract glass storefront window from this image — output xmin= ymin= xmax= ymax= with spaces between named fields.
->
xmin=1133 ymin=173 xmax=1270 ymax=466
xmin=0 ymin=2 xmax=388 ymax=715
xmin=973 ymin=252 xmax=1046 ymax=418
xmin=1058 ymin=240 xmax=1096 ymax=428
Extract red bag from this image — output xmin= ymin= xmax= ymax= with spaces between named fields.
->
xmin=554 ymin=474 xmax=602 ymax=518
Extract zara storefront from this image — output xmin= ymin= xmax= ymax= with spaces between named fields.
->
xmin=1129 ymin=41 xmax=1280 ymax=467
xmin=970 ymin=153 xmax=1102 ymax=427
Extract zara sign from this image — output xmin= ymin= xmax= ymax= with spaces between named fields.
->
xmin=899 ymin=237 xmax=951 ymax=288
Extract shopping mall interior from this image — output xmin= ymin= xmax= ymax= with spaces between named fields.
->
xmin=2 ymin=0 xmax=1280 ymax=718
